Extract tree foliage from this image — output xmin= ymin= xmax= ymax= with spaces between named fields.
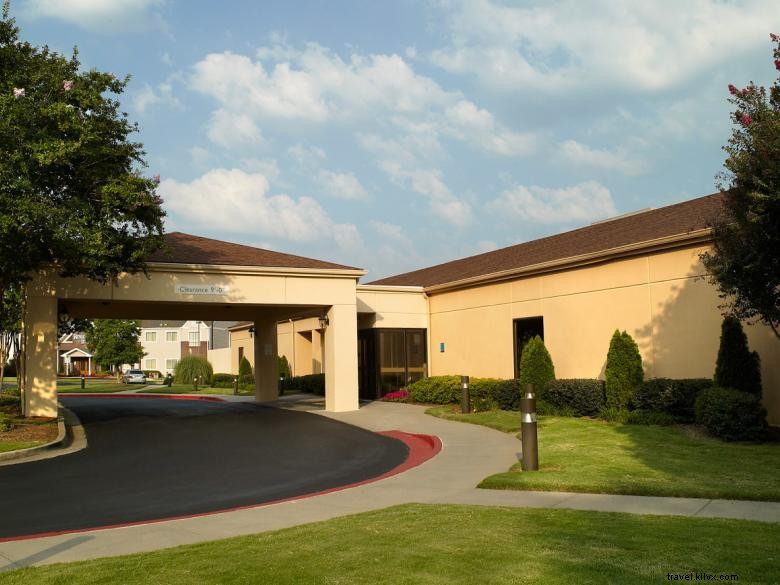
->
xmin=714 ymin=316 xmax=762 ymax=396
xmin=0 ymin=3 xmax=166 ymax=383
xmin=604 ymin=330 xmax=644 ymax=411
xmin=518 ymin=335 xmax=555 ymax=395
xmin=85 ymin=319 xmax=144 ymax=374
xmin=239 ymin=355 xmax=253 ymax=377
xmin=701 ymin=34 xmax=780 ymax=339
xmin=0 ymin=284 xmax=21 ymax=386
xmin=278 ymin=355 xmax=291 ymax=379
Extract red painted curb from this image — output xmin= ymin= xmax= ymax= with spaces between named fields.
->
xmin=61 ymin=393 xmax=227 ymax=403
xmin=0 ymin=430 xmax=441 ymax=543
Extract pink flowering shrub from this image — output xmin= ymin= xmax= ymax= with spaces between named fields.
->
xmin=382 ymin=388 xmax=410 ymax=402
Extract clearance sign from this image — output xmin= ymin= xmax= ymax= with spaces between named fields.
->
xmin=176 ymin=284 xmax=230 ymax=295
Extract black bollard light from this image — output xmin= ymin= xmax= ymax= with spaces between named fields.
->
xmin=520 ymin=383 xmax=539 ymax=471
xmin=165 ymin=373 xmax=173 ymax=387
xmin=233 ymin=377 xmax=238 ymax=396
xmin=193 ymin=376 xmax=199 ymax=392
xmin=80 ymin=375 xmax=85 ymax=390
xmin=460 ymin=375 xmax=470 ymax=414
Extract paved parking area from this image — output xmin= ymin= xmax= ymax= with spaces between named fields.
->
xmin=0 ymin=396 xmax=407 ymax=539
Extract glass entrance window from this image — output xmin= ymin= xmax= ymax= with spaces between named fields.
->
xmin=378 ymin=330 xmax=405 ymax=394
xmin=360 ymin=328 xmax=428 ymax=398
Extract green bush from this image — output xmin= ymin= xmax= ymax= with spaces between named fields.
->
xmin=473 ymin=378 xmax=521 ymax=411
xmin=278 ymin=355 xmax=292 ymax=380
xmin=0 ymin=412 xmax=12 ymax=432
xmin=518 ymin=336 xmax=555 ymax=396
xmin=212 ymin=373 xmax=235 ymax=388
xmin=604 ymin=330 xmax=643 ymax=411
xmin=239 ymin=356 xmax=253 ymax=378
xmin=598 ymin=406 xmax=630 ymax=423
xmin=238 ymin=373 xmax=254 ymax=389
xmin=407 ymin=375 xmax=461 ymax=404
xmin=626 ymin=410 xmax=676 ymax=426
xmin=543 ymin=379 xmax=605 ymax=417
xmin=173 ymin=356 xmax=213 ymax=385
xmin=281 ymin=373 xmax=325 ymax=395
xmin=633 ymin=378 xmax=714 ymax=422
xmin=714 ymin=316 xmax=762 ymax=397
xmin=695 ymin=387 xmax=767 ymax=442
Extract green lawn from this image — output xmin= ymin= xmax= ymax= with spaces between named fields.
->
xmin=0 ymin=440 xmax=38 ymax=453
xmin=140 ymin=385 xmax=254 ymax=396
xmin=56 ymin=378 xmax=126 ymax=393
xmin=1 ymin=505 xmax=776 ymax=584
xmin=427 ymin=406 xmax=780 ymax=501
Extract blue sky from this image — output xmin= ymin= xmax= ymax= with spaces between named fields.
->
xmin=14 ymin=0 xmax=780 ymax=279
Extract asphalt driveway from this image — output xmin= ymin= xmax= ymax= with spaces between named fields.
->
xmin=0 ymin=396 xmax=408 ymax=539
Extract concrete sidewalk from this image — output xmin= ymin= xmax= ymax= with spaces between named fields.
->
xmin=0 ymin=399 xmax=777 ymax=571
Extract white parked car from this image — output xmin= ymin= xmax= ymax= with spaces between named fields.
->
xmin=122 ymin=369 xmax=147 ymax=384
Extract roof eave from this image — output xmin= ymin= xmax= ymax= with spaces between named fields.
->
xmin=146 ymin=262 xmax=366 ymax=279
xmin=423 ymin=229 xmax=713 ymax=294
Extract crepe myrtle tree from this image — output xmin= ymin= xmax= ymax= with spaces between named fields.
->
xmin=0 ymin=3 xmax=165 ymax=395
xmin=701 ymin=33 xmax=780 ymax=339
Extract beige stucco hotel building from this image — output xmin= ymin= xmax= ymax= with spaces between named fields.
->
xmin=21 ymin=193 xmax=780 ymax=424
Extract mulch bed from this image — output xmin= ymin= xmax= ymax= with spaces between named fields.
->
xmin=0 ymin=419 xmax=58 ymax=444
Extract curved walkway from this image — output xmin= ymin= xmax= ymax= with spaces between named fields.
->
xmin=0 ymin=397 xmax=778 ymax=571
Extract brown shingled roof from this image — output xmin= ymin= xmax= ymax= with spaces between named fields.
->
xmin=149 ymin=232 xmax=360 ymax=271
xmin=369 ymin=193 xmax=724 ymax=289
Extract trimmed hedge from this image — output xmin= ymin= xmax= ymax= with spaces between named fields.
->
xmin=281 ymin=373 xmax=325 ymax=396
xmin=632 ymin=378 xmax=714 ymax=422
xmin=238 ymin=373 xmax=254 ymax=389
xmin=278 ymin=355 xmax=292 ymax=380
xmin=518 ymin=336 xmax=555 ymax=396
xmin=543 ymin=379 xmax=605 ymax=417
xmin=406 ymin=376 xmax=521 ymax=412
xmin=605 ymin=330 xmax=644 ymax=411
xmin=173 ymin=356 xmax=213 ymax=385
xmin=626 ymin=410 xmax=676 ymax=426
xmin=212 ymin=373 xmax=235 ymax=388
xmin=695 ymin=387 xmax=767 ymax=442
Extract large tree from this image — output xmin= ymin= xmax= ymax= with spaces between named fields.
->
xmin=701 ymin=34 xmax=780 ymax=339
xmin=0 ymin=2 xmax=166 ymax=375
xmin=85 ymin=320 xmax=144 ymax=378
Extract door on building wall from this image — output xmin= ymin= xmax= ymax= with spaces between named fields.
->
xmin=358 ymin=328 xmax=427 ymax=400
xmin=514 ymin=317 xmax=544 ymax=378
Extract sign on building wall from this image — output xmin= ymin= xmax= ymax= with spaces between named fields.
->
xmin=175 ymin=284 xmax=230 ymax=295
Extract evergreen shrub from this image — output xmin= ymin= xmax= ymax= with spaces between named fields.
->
xmin=518 ymin=336 xmax=555 ymax=396
xmin=633 ymin=378 xmax=714 ymax=422
xmin=238 ymin=356 xmax=253 ymax=378
xmin=281 ymin=373 xmax=325 ymax=395
xmin=212 ymin=373 xmax=235 ymax=388
xmin=543 ymin=379 xmax=605 ymax=417
xmin=695 ymin=387 xmax=767 ymax=442
xmin=604 ymin=330 xmax=643 ymax=411
xmin=714 ymin=316 xmax=762 ymax=396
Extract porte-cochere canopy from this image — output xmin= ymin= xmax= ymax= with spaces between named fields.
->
xmin=22 ymin=233 xmax=365 ymax=417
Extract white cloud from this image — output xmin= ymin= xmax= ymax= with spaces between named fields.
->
xmin=132 ymin=78 xmax=180 ymax=115
xmin=445 ymin=100 xmax=535 ymax=156
xmin=431 ymin=0 xmax=780 ymax=94
xmin=560 ymin=140 xmax=647 ymax=176
xmin=288 ymin=143 xmax=326 ymax=168
xmin=159 ymin=168 xmax=361 ymax=249
xmin=240 ymin=158 xmax=280 ymax=181
xmin=190 ymin=43 xmax=534 ymax=159
xmin=491 ymin=181 xmax=617 ymax=224
xmin=24 ymin=0 xmax=166 ymax=32
xmin=319 ymin=170 xmax=368 ymax=200
xmin=207 ymin=109 xmax=264 ymax=149
xmin=380 ymin=161 xmax=472 ymax=226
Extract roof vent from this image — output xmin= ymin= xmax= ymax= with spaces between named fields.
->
xmin=590 ymin=208 xmax=654 ymax=226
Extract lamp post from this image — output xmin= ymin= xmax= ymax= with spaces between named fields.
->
xmin=520 ymin=384 xmax=539 ymax=471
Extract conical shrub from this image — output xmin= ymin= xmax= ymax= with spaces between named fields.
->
xmin=518 ymin=336 xmax=555 ymax=395
xmin=715 ymin=316 xmax=762 ymax=396
xmin=605 ymin=330 xmax=643 ymax=411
